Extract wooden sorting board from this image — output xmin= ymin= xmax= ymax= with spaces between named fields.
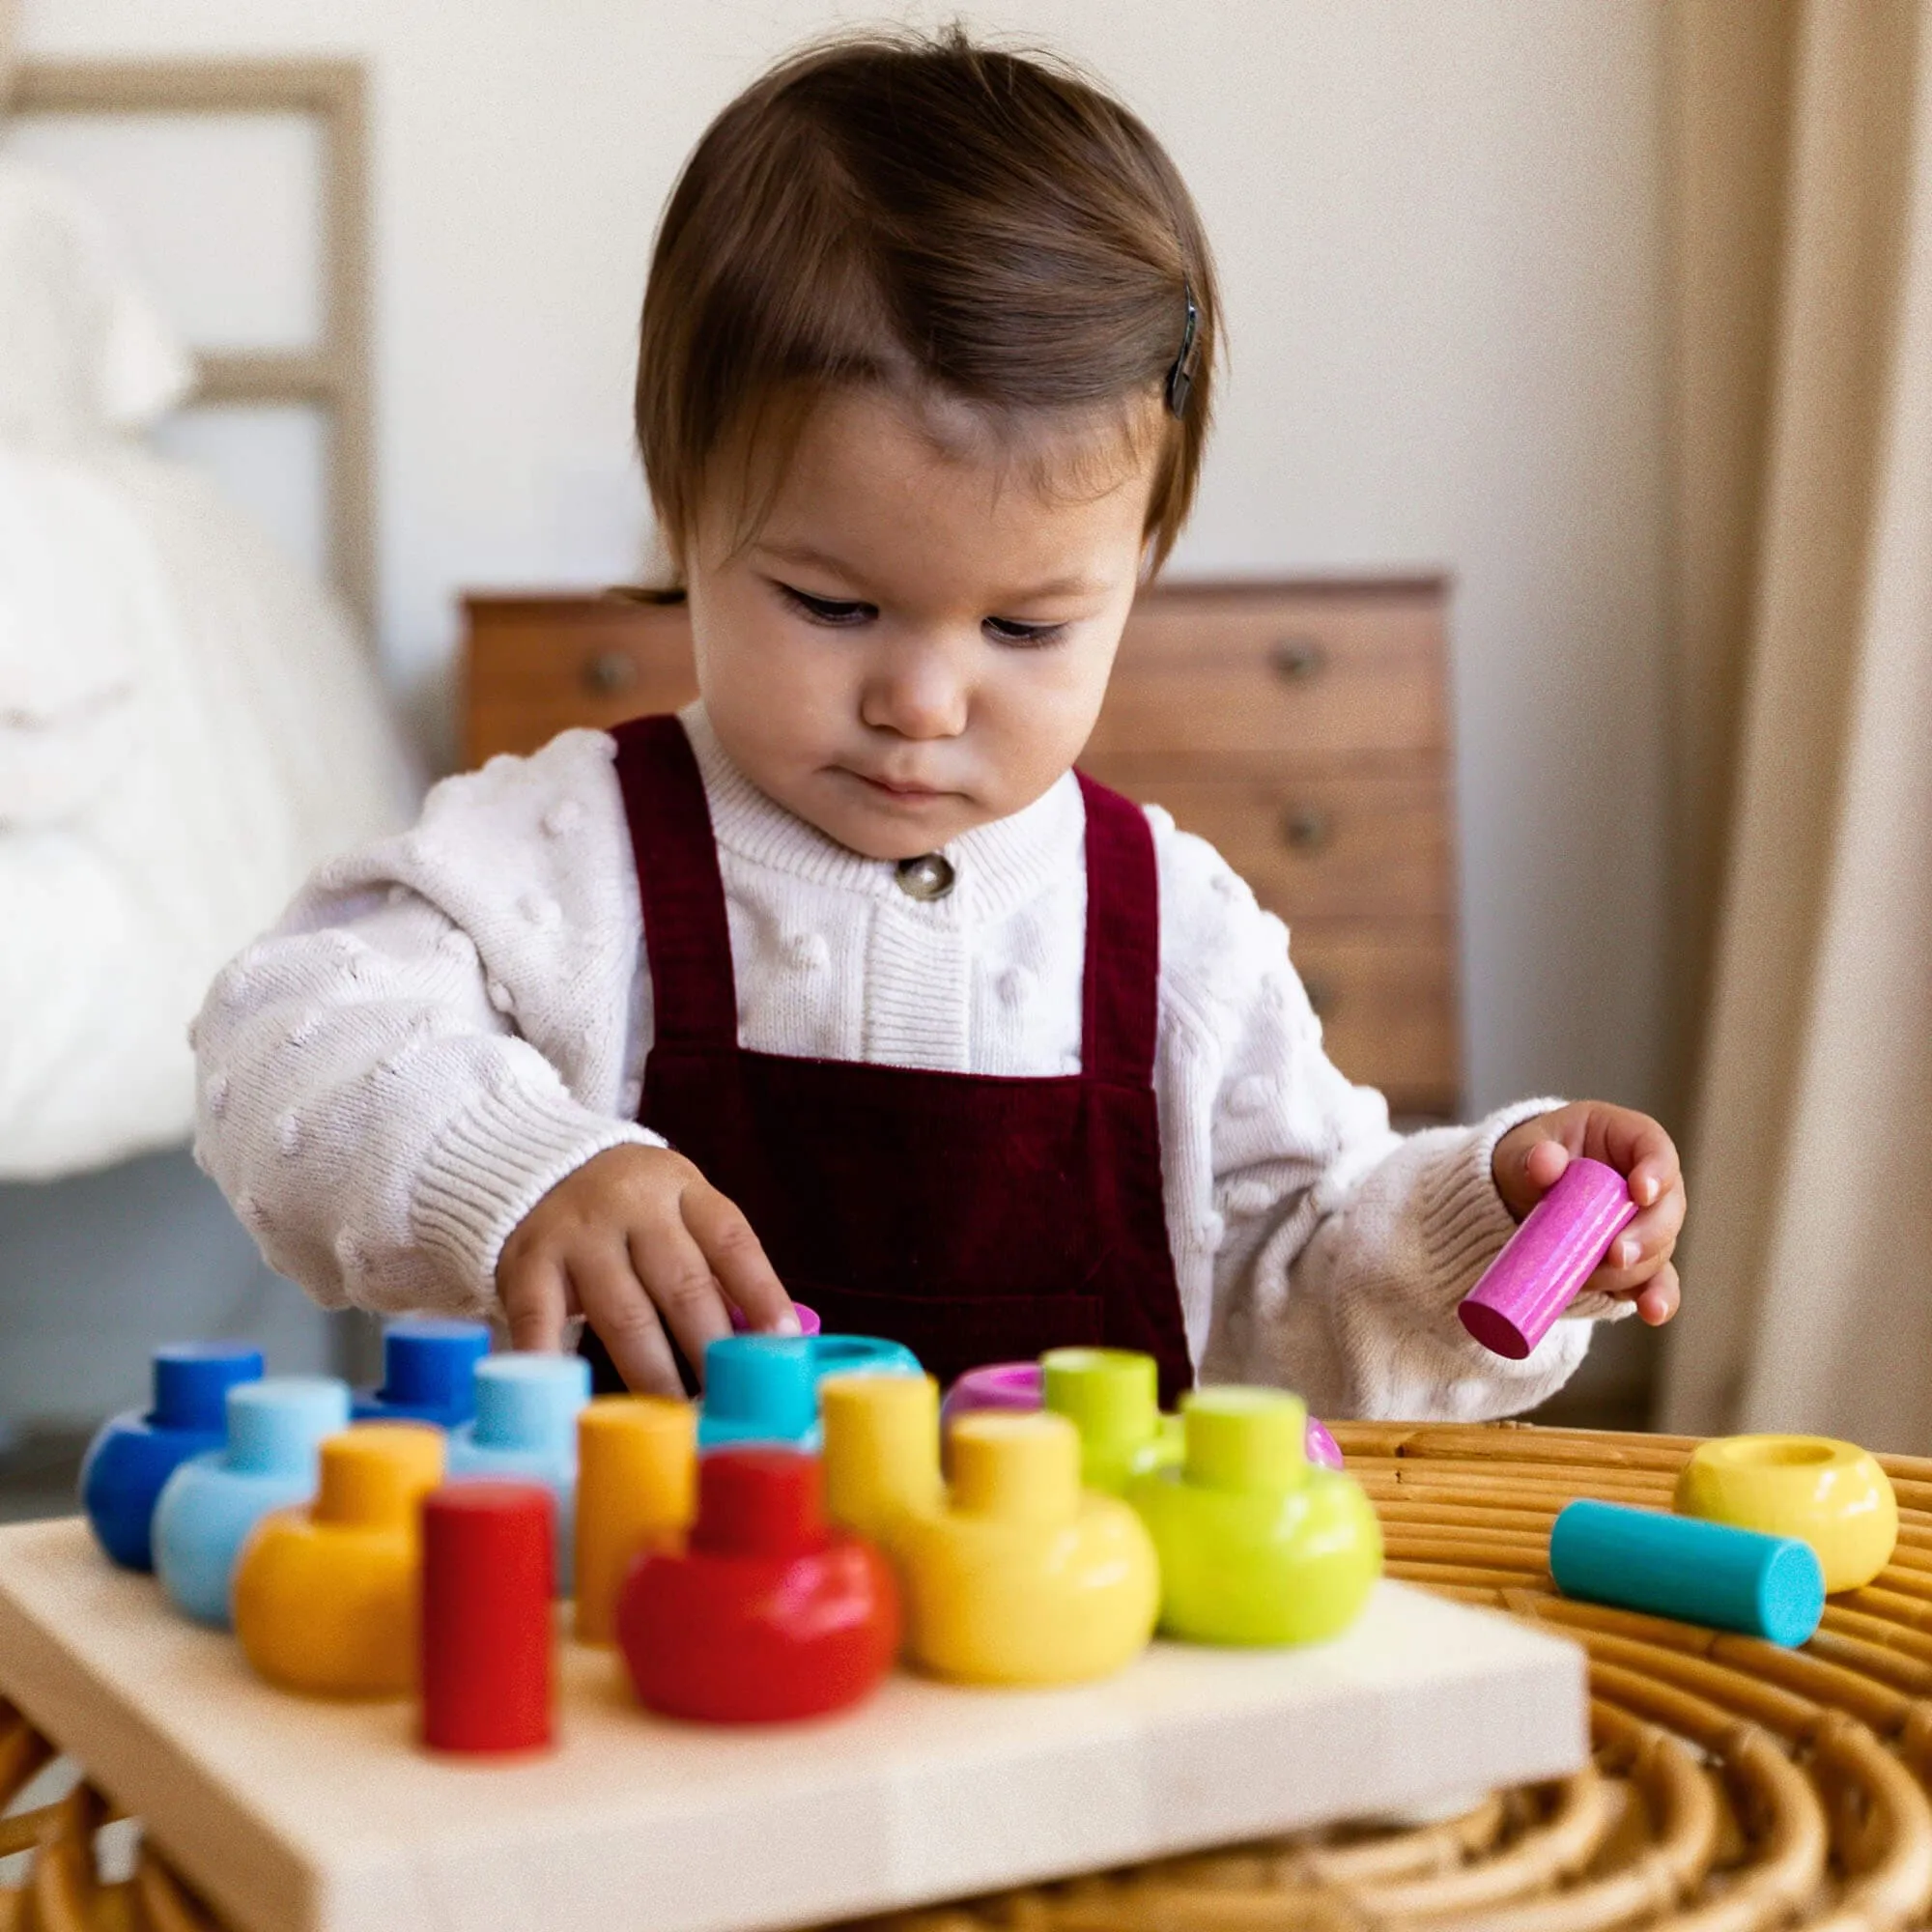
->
xmin=0 ymin=1516 xmax=1586 ymax=1932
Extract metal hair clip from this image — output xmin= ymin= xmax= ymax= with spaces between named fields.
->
xmin=1165 ymin=281 xmax=1200 ymax=418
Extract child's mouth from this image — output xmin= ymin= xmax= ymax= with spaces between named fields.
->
xmin=846 ymin=770 xmax=951 ymax=802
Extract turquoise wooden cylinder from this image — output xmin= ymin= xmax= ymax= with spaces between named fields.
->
xmin=699 ymin=1337 xmax=820 ymax=1451
xmin=1549 ymin=1498 xmax=1824 ymax=1646
xmin=697 ymin=1334 xmax=922 ymax=1455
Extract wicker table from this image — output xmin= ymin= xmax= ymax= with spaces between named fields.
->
xmin=9 ymin=1422 xmax=1932 ymax=1932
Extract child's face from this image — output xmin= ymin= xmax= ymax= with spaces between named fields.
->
xmin=685 ymin=387 xmax=1156 ymax=860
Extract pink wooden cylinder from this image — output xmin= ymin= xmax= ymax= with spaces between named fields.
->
xmin=1459 ymin=1157 xmax=1637 ymax=1359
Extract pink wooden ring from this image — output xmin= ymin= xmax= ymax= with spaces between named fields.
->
xmin=940 ymin=1363 xmax=1042 ymax=1430
xmin=729 ymin=1301 xmax=822 ymax=1338
xmin=1304 ymin=1415 xmax=1344 ymax=1470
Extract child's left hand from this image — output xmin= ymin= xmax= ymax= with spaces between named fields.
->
xmin=1491 ymin=1102 xmax=1686 ymax=1326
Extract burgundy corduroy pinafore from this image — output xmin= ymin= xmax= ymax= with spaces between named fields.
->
xmin=584 ymin=715 xmax=1194 ymax=1403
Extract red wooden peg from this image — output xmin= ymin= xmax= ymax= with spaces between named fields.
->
xmin=420 ymin=1480 xmax=555 ymax=1754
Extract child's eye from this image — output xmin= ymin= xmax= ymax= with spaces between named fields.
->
xmin=778 ymin=582 xmax=876 ymax=627
xmin=983 ymin=616 xmax=1067 ymax=647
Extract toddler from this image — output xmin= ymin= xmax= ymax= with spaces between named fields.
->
xmin=194 ymin=31 xmax=1685 ymax=1417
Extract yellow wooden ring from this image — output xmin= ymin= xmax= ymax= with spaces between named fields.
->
xmin=1673 ymin=1434 xmax=1897 ymax=1593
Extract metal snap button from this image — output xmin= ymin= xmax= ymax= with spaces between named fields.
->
xmin=895 ymin=853 xmax=956 ymax=901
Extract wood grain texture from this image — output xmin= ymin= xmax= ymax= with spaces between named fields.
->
xmin=464 ymin=596 xmax=699 ymax=765
xmin=1290 ymin=922 xmax=1459 ymax=1116
xmin=0 ymin=1517 xmax=1583 ymax=1932
xmin=1084 ymin=590 xmax=1447 ymax=767
xmin=1080 ymin=766 xmax=1454 ymax=920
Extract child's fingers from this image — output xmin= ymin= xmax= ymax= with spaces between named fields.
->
xmin=502 ymin=1254 xmax=569 ymax=1354
xmin=1499 ymin=1105 xmax=1686 ymax=1223
xmin=1492 ymin=1125 xmax=1573 ymax=1219
xmin=1522 ymin=1136 xmax=1570 ymax=1192
xmin=1592 ymin=1110 xmax=1682 ymax=1210
xmin=571 ymin=1242 xmax=683 ymax=1395
xmin=1605 ymin=1185 xmax=1686 ymax=1274
xmin=1634 ymin=1261 xmax=1681 ymax=1325
xmin=1494 ymin=1124 xmax=1572 ymax=1196
xmin=681 ymin=1180 xmax=795 ymax=1334
xmin=1585 ymin=1216 xmax=1683 ymax=1300
xmin=625 ymin=1214 xmax=735 ymax=1383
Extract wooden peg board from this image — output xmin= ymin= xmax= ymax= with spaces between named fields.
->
xmin=0 ymin=1516 xmax=1586 ymax=1932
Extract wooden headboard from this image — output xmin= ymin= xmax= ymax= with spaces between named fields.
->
xmin=4 ymin=52 xmax=375 ymax=635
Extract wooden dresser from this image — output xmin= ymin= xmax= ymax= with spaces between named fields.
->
xmin=462 ymin=580 xmax=1459 ymax=1118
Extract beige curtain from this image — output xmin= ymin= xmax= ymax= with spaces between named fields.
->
xmin=1661 ymin=0 xmax=1932 ymax=1445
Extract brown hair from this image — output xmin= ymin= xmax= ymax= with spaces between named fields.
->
xmin=635 ymin=27 xmax=1218 ymax=575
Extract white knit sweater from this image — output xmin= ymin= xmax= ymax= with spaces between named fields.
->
xmin=192 ymin=704 xmax=1618 ymax=1419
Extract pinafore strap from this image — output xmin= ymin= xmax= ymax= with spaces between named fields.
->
xmin=613 ymin=718 xmax=1159 ymax=1088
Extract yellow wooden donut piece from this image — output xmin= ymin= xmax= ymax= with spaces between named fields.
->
xmin=1674 ymin=1434 xmax=1896 ymax=1594
xmin=234 ymin=1423 xmax=444 ymax=1696
xmin=897 ymin=1411 xmax=1160 ymax=1687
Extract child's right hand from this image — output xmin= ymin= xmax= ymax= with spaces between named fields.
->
xmin=496 ymin=1144 xmax=795 ymax=1395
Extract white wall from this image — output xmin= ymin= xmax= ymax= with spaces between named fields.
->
xmin=17 ymin=0 xmax=1670 ymax=1121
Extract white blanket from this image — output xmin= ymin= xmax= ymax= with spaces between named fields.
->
xmin=0 ymin=159 xmax=416 ymax=1178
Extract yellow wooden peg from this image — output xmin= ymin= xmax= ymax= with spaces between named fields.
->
xmin=820 ymin=1372 xmax=943 ymax=1551
xmin=574 ymin=1397 xmax=696 ymax=1644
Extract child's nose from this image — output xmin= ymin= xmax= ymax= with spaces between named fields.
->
xmin=861 ymin=653 xmax=969 ymax=740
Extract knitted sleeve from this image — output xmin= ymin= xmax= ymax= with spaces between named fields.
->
xmin=191 ymin=730 xmax=662 ymax=1318
xmin=1148 ymin=808 xmax=1622 ymax=1419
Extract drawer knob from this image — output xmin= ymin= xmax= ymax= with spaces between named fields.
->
xmin=582 ymin=650 xmax=639 ymax=697
xmin=1280 ymin=807 xmax=1332 ymax=853
xmin=1269 ymin=637 xmax=1327 ymax=682
xmin=1302 ymin=975 xmax=1337 ymax=1019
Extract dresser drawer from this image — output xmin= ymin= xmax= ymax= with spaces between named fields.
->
xmin=465 ymin=596 xmax=697 ymax=764
xmin=1088 ymin=585 xmax=1446 ymax=769
xmin=1081 ymin=766 xmax=1451 ymax=922
xmin=1288 ymin=924 xmax=1459 ymax=1117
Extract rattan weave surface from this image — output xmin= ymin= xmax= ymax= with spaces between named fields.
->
xmin=9 ymin=1423 xmax=1932 ymax=1931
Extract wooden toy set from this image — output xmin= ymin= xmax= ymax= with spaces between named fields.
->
xmin=9 ymin=1167 xmax=1891 ymax=1931
xmin=0 ymin=1318 xmax=1590 ymax=1932
xmin=14 ymin=1414 xmax=1932 ymax=1932
xmin=79 ymin=1328 xmax=1392 ymax=1724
